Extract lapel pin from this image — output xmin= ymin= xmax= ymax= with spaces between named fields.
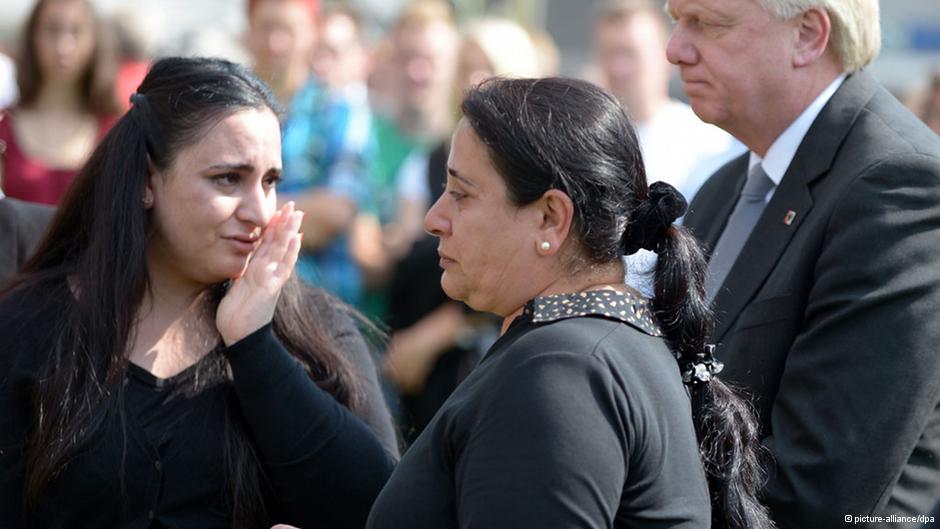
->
xmin=783 ymin=210 xmax=797 ymax=225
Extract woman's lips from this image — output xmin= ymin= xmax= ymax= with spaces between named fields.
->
xmin=438 ymin=250 xmax=456 ymax=268
xmin=225 ymin=236 xmax=258 ymax=254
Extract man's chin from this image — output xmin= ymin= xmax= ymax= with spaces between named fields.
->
xmin=687 ymin=101 xmax=723 ymax=127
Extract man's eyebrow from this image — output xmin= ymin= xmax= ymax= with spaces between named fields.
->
xmin=447 ymin=166 xmax=478 ymax=188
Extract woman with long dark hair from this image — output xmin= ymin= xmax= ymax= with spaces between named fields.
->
xmin=1 ymin=0 xmax=121 ymax=205
xmin=0 ymin=57 xmax=397 ymax=528
xmin=366 ymin=77 xmax=774 ymax=528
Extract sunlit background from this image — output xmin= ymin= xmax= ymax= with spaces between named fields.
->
xmin=1 ymin=0 xmax=937 ymax=98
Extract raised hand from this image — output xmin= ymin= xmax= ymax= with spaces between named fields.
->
xmin=217 ymin=202 xmax=303 ymax=346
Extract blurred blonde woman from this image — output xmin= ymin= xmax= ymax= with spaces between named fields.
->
xmin=455 ymin=18 xmax=543 ymax=96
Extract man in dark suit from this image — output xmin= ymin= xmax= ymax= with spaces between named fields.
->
xmin=0 ymin=194 xmax=53 ymax=285
xmin=666 ymin=0 xmax=940 ymax=527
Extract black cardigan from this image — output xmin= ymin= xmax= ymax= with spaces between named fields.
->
xmin=0 ymin=279 xmax=397 ymax=528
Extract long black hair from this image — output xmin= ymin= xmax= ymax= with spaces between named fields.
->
xmin=461 ymin=77 xmax=773 ymax=529
xmin=4 ymin=57 xmax=364 ymax=527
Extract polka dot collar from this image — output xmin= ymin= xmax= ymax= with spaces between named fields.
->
xmin=523 ymin=289 xmax=663 ymax=337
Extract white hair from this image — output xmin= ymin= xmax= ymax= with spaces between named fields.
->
xmin=757 ymin=0 xmax=880 ymax=72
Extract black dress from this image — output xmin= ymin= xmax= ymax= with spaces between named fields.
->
xmin=0 ymin=278 xmax=398 ymax=528
xmin=367 ymin=290 xmax=711 ymax=528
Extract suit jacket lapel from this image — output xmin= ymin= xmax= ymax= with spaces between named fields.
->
xmin=712 ymin=71 xmax=880 ymax=340
xmin=712 ymin=178 xmax=813 ymax=339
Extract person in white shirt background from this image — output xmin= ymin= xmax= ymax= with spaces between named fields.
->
xmin=593 ymin=0 xmax=743 ymax=204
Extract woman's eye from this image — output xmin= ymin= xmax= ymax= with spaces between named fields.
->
xmin=212 ymin=173 xmax=240 ymax=186
xmin=448 ymin=190 xmax=467 ymax=201
xmin=264 ymin=174 xmax=282 ymax=188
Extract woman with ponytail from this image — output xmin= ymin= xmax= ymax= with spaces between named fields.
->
xmin=0 ymin=57 xmax=396 ymax=529
xmin=366 ymin=77 xmax=773 ymax=529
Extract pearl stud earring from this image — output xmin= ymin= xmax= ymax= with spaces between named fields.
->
xmin=540 ymin=241 xmax=551 ymax=251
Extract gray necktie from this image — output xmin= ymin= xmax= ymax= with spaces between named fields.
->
xmin=705 ymin=163 xmax=775 ymax=301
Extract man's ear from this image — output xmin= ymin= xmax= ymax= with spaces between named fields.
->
xmin=793 ymin=7 xmax=832 ymax=68
xmin=534 ymin=189 xmax=575 ymax=255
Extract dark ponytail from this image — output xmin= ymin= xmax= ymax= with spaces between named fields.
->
xmin=623 ymin=181 xmax=773 ymax=529
xmin=461 ymin=77 xmax=773 ymax=529
xmin=652 ymin=225 xmax=773 ymax=529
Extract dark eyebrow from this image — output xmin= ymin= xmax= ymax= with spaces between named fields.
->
xmin=447 ymin=166 xmax=477 ymax=188
xmin=204 ymin=163 xmax=283 ymax=176
xmin=205 ymin=163 xmax=254 ymax=173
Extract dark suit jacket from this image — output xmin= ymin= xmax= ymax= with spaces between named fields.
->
xmin=0 ymin=197 xmax=53 ymax=285
xmin=684 ymin=71 xmax=940 ymax=528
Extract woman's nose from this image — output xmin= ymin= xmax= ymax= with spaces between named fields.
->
xmin=238 ymin=182 xmax=274 ymax=228
xmin=424 ymin=195 xmax=450 ymax=237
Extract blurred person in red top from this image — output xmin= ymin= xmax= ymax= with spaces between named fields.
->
xmin=0 ymin=0 xmax=120 ymax=206
xmin=246 ymin=0 xmax=319 ymax=108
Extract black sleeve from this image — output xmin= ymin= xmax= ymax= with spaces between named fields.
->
xmin=326 ymin=306 xmax=401 ymax=457
xmin=454 ymin=350 xmax=628 ymax=528
xmin=223 ymin=324 xmax=396 ymax=529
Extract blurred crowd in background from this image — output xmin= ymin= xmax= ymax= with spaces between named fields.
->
xmin=0 ymin=0 xmax=938 ymax=445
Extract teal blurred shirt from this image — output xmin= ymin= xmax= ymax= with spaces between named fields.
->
xmin=279 ymin=78 xmax=373 ymax=306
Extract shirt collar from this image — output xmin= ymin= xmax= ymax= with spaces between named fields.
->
xmin=523 ymin=289 xmax=663 ymax=337
xmin=749 ymin=74 xmax=846 ymax=185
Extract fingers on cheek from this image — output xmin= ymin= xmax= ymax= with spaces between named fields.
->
xmin=284 ymin=234 xmax=301 ymax=271
xmin=265 ymin=211 xmax=282 ymax=234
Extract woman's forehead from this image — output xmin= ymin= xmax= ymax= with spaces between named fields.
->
xmin=171 ymin=109 xmax=281 ymax=171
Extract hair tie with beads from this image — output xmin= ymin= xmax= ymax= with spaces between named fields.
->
xmin=678 ymin=344 xmax=724 ymax=386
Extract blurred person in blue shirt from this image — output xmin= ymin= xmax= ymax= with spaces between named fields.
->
xmin=248 ymin=0 xmax=374 ymax=306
